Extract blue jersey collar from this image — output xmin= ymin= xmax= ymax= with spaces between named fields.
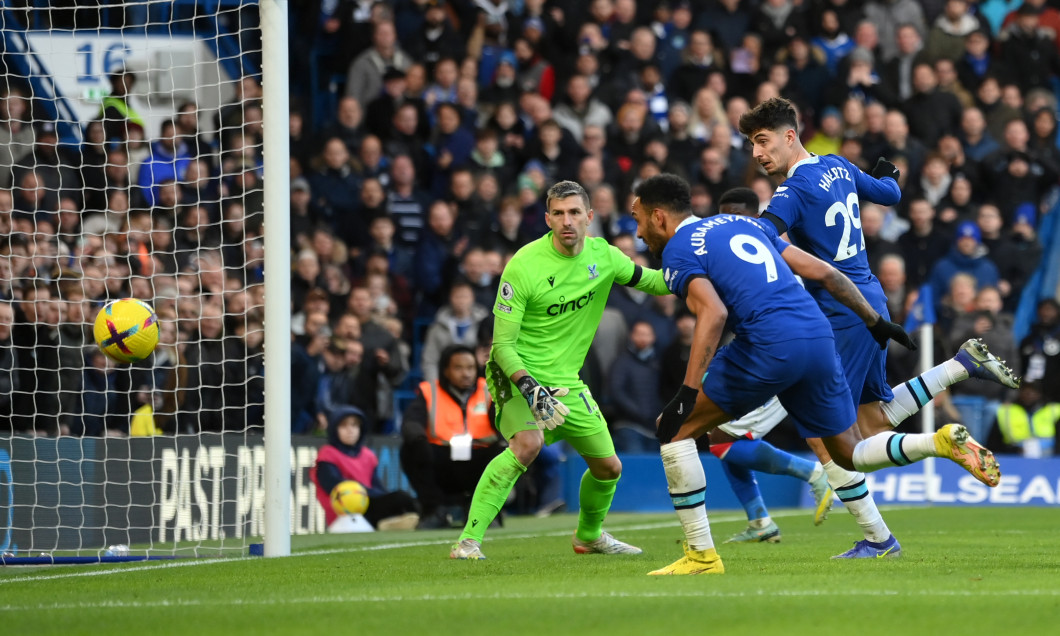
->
xmin=787 ymin=153 xmax=819 ymax=178
xmin=675 ymin=215 xmax=699 ymax=232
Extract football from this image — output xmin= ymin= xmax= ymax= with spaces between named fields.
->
xmin=93 ymin=298 xmax=161 ymax=363
xmin=331 ymin=480 xmax=370 ymax=516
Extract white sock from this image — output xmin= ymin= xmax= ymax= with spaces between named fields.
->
xmin=852 ymin=432 xmax=939 ymax=472
xmin=808 ymin=462 xmax=824 ymax=484
xmin=822 ymin=461 xmax=891 ymax=543
xmin=882 ymin=360 xmax=967 ymax=425
xmin=660 ymin=439 xmax=715 ymax=551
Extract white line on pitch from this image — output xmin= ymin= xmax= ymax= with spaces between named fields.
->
xmin=0 ymin=505 xmax=920 ymax=585
xmin=4 ymin=587 xmax=1060 ymax=612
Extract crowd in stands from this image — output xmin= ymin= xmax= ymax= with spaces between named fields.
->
xmin=290 ymin=0 xmax=1060 ymax=456
xmin=1 ymin=1 xmax=1058 ymax=478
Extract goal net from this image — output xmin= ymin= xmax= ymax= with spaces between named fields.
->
xmin=0 ymin=1 xmax=303 ymax=562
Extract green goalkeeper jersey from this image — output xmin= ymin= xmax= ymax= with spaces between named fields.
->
xmin=488 ymin=232 xmax=668 ymax=391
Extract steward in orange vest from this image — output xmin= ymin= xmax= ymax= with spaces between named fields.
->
xmin=401 ymin=345 xmax=505 ymax=529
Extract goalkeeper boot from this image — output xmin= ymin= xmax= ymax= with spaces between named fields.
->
xmin=809 ymin=465 xmax=834 ymax=526
xmin=449 ymin=538 xmax=486 ymax=560
xmin=934 ymin=423 xmax=1001 ymax=487
xmin=572 ymin=531 xmax=643 ymax=555
xmin=954 ymin=338 xmax=1020 ymax=389
xmin=832 ymin=534 xmax=901 ymax=559
xmin=648 ymin=544 xmax=725 ymax=575
xmin=724 ymin=520 xmax=781 ymax=544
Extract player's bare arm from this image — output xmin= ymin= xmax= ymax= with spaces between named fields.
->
xmin=656 ymin=276 xmax=727 ymax=443
xmin=780 ymin=245 xmax=915 ymax=350
xmin=682 ymin=277 xmax=727 ymax=387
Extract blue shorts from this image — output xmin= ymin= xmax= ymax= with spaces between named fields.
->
xmin=832 ymin=322 xmax=894 ymax=408
xmin=702 ymin=337 xmax=856 ymax=439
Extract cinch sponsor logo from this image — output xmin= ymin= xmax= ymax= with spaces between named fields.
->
xmin=547 ymin=291 xmax=596 ymax=316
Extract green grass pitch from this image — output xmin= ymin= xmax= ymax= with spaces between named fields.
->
xmin=3 ymin=506 xmax=1057 ymax=635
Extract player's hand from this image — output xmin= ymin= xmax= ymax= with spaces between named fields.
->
xmin=868 ymin=316 xmax=917 ymax=351
xmin=871 ymin=157 xmax=900 ymax=181
xmin=656 ymin=385 xmax=699 ymax=444
xmin=516 ymin=375 xmax=570 ymax=430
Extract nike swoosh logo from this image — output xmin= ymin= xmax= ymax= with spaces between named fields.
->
xmin=876 ymin=546 xmax=896 ymax=558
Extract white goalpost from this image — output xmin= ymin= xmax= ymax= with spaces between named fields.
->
xmin=0 ymin=0 xmax=295 ymax=563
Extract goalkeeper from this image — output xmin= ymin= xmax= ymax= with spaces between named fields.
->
xmin=450 ymin=181 xmax=671 ymax=560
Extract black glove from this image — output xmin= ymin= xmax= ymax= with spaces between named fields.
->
xmin=656 ymin=385 xmax=699 ymax=444
xmin=871 ymin=157 xmax=900 ymax=181
xmin=868 ymin=316 xmax=917 ymax=351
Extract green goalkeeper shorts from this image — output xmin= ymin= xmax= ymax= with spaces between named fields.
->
xmin=489 ymin=374 xmax=615 ymax=459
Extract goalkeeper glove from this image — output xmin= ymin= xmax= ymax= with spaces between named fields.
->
xmin=868 ymin=316 xmax=917 ymax=351
xmin=871 ymin=157 xmax=900 ymax=181
xmin=656 ymin=385 xmax=699 ymax=444
xmin=516 ymin=375 xmax=570 ymax=430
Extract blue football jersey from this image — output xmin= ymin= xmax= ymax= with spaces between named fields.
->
xmin=764 ymin=154 xmax=900 ymax=328
xmin=662 ymin=214 xmax=833 ymax=346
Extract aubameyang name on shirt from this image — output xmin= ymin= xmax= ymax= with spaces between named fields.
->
xmin=817 ymin=166 xmax=851 ymax=191
xmin=689 ymin=215 xmax=762 ymax=255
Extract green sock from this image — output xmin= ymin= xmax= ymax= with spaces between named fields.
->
xmin=459 ymin=448 xmax=527 ymax=542
xmin=575 ymin=470 xmax=619 ymax=543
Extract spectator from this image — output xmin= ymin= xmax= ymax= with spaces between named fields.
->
xmin=137 ymin=119 xmax=192 ymax=209
xmin=428 ymin=102 xmax=475 ymax=196
xmin=878 ymin=253 xmax=911 ymax=324
xmin=933 ymin=57 xmax=975 ymax=109
xmin=457 ymin=246 xmax=499 ymax=310
xmin=307 ymin=136 xmax=362 ymax=227
xmin=989 ymin=203 xmax=1044 ymax=310
xmin=957 ymin=29 xmax=1003 ymax=93
xmin=385 ymin=154 xmax=432 ymax=250
xmin=99 ymin=68 xmax=145 ymax=144
xmin=860 ymin=203 xmax=901 ymax=275
xmin=928 ymin=220 xmax=1000 ymax=316
xmin=981 ymin=143 xmax=1058 ymax=224
xmin=999 ymin=3 xmax=1060 ymax=94
xmin=420 ymin=279 xmax=490 ymax=383
xmin=552 ymin=74 xmax=613 ymax=143
xmin=864 ymin=0 xmax=927 ymax=63
xmin=926 ymin=0 xmax=983 ymax=62
xmin=903 ymin=64 xmax=963 ymax=147
xmin=345 ymin=20 xmax=413 ymax=108
xmin=608 ymin=321 xmax=663 ymax=453
xmin=176 ymin=302 xmax=229 ymax=432
xmin=752 ymin=0 xmax=810 ymax=61
xmin=950 ymin=285 xmax=1018 ymax=439
xmin=883 ymin=108 xmax=928 ymax=178
xmin=77 ymin=347 xmax=133 ymax=437
xmin=0 ymin=301 xmax=18 ymax=433
xmin=1019 ymin=298 xmax=1060 ymax=400
xmin=415 ymin=200 xmax=467 ymax=315
xmin=400 ymin=344 xmax=504 ymax=528
xmin=989 ymin=381 xmax=1059 ymax=457
xmin=319 ymin=96 xmax=366 ymax=157
xmin=406 ymin=0 xmax=465 ymax=75
xmin=959 ymin=105 xmax=1001 ymax=162
xmin=310 ymin=406 xmax=420 ymax=530
xmin=974 ymin=76 xmax=1021 ymax=144
xmin=347 ymin=286 xmax=409 ymax=433
xmin=804 ymin=106 xmax=844 ymax=156
xmin=12 ymin=281 xmax=61 ymax=436
xmin=696 ymin=0 xmax=752 ymax=52
xmin=670 ymin=30 xmax=725 ymax=105
xmin=0 ymin=86 xmax=34 ymax=190
xmin=351 ymin=135 xmax=391 ymax=188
